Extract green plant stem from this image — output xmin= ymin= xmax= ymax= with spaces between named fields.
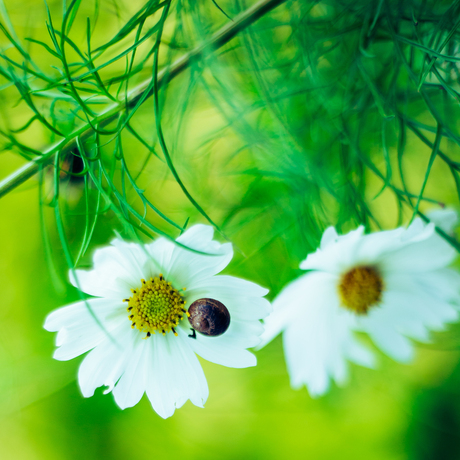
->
xmin=0 ymin=0 xmax=286 ymax=199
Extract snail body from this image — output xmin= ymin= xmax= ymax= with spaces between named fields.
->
xmin=187 ymin=298 xmax=231 ymax=337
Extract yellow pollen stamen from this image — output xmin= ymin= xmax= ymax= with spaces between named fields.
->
xmin=126 ymin=275 xmax=186 ymax=338
xmin=338 ymin=266 xmax=383 ymax=315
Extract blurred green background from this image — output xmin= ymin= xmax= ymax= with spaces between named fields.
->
xmin=2 ymin=0 xmax=460 ymax=459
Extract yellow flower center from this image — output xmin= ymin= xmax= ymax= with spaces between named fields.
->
xmin=338 ymin=266 xmax=383 ymax=315
xmin=123 ymin=274 xmax=189 ymax=338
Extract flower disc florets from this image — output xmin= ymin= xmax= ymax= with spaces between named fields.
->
xmin=338 ymin=266 xmax=383 ymax=315
xmin=125 ymin=274 xmax=188 ymax=337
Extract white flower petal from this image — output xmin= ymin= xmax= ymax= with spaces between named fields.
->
xmin=45 ymin=299 xmax=126 ymax=361
xmin=355 ymin=273 xmax=459 ymax=351
xmin=428 ymin=208 xmax=459 ymax=235
xmin=175 ymin=224 xmax=219 ymax=251
xmin=113 ymin=335 xmax=149 ymax=409
xmin=283 ymin=322 xmax=330 ymax=395
xmin=403 ymin=218 xmax=428 ymax=240
xmin=110 ymin=240 xmax=151 ymax=282
xmin=78 ymin=324 xmax=134 ymax=397
xmin=145 ymin=331 xmax=208 ymax=418
xmin=53 ymin=329 xmax=107 ymax=361
xmin=174 ymin=225 xmax=233 ymax=276
xmin=69 ymin=268 xmax=132 ymax=300
xmin=168 ymin=245 xmax=233 ymax=288
xmin=320 ymin=226 xmax=339 ymax=248
xmin=144 ymin=238 xmax=175 ymax=277
xmin=219 ymin=319 xmax=265 ymax=348
xmin=382 ymin=273 xmax=458 ymax=328
xmin=172 ymin=331 xmax=209 ymax=408
xmin=346 ymin=340 xmax=376 ymax=368
xmin=353 ymin=228 xmax=405 ymax=262
xmin=300 ymin=226 xmax=365 ymax=273
xmin=145 ymin=226 xmax=233 ymax=288
xmin=44 ymin=298 xmax=125 ymax=332
xmin=413 ymin=268 xmax=460 ymax=303
xmin=258 ymin=310 xmax=284 ymax=349
xmin=365 ymin=322 xmax=414 ymax=363
xmin=380 ymin=225 xmax=457 ymax=273
xmin=69 ymin=240 xmax=148 ymax=299
xmin=144 ymin=334 xmax=175 ymax=418
xmin=259 ymin=273 xmax=315 ymax=348
xmin=189 ymin=275 xmax=269 ymax=299
xmin=188 ymin=332 xmax=257 ymax=368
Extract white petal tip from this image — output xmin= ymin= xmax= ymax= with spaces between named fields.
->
xmin=52 ymin=349 xmax=70 ymax=361
xmin=80 ymin=387 xmax=96 ymax=398
xmin=307 ymin=383 xmax=330 ymax=398
xmin=255 ymin=335 xmax=271 ymax=351
xmin=102 ymin=383 xmax=115 ymax=395
xmin=192 ymin=400 xmax=206 ymax=409
xmin=259 ymin=286 xmax=270 ymax=297
xmin=43 ymin=310 xmax=63 ymax=331
xmin=245 ymin=354 xmax=257 ymax=367
xmin=298 ymin=260 xmax=309 ymax=270
xmin=155 ymin=407 xmax=175 ymax=419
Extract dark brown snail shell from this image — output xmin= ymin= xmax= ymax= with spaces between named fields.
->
xmin=188 ymin=298 xmax=231 ymax=337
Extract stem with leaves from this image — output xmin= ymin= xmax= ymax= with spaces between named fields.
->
xmin=0 ymin=0 xmax=286 ymax=199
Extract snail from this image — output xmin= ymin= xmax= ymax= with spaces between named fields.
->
xmin=187 ymin=298 xmax=231 ymax=338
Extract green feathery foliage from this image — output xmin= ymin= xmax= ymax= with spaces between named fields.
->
xmin=0 ymin=0 xmax=459 ymax=287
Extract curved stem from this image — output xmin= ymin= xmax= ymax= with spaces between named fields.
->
xmin=0 ymin=0 xmax=286 ymax=199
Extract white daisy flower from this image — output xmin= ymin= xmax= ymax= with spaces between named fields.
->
xmin=44 ymin=224 xmax=270 ymax=418
xmin=259 ymin=218 xmax=460 ymax=397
